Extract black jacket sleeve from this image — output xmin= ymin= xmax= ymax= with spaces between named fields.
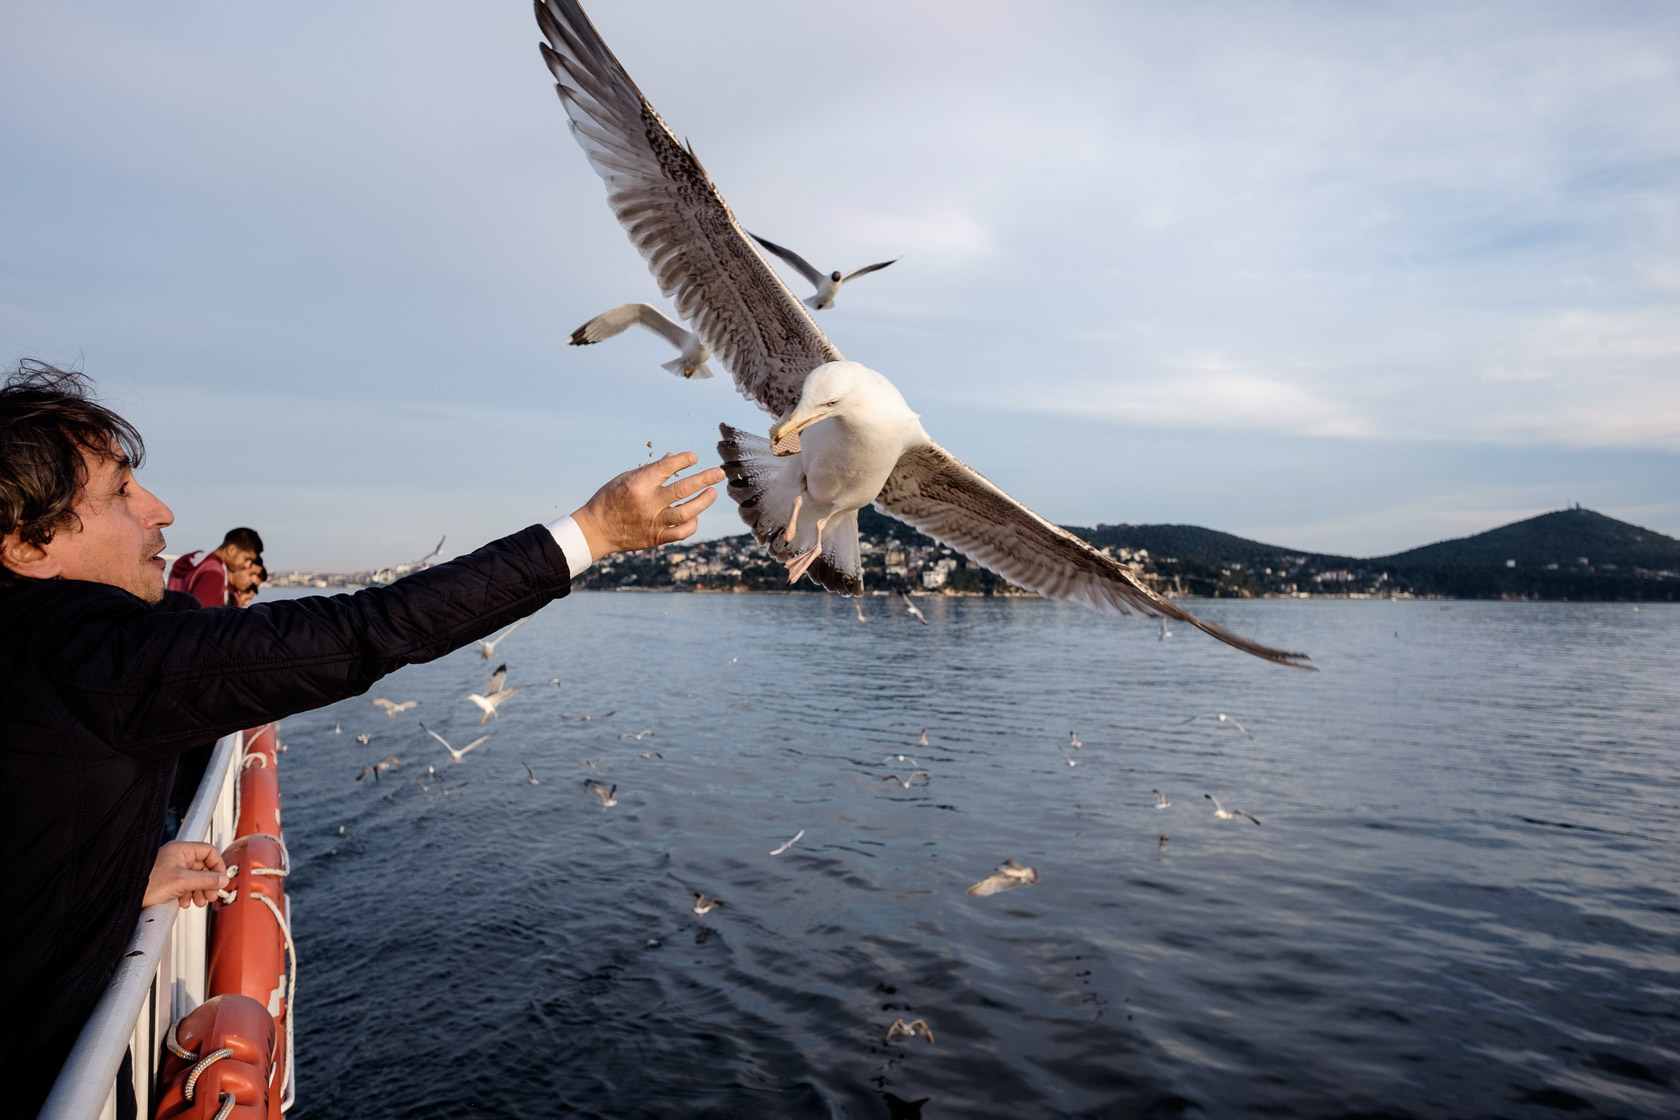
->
xmin=35 ymin=524 xmax=570 ymax=760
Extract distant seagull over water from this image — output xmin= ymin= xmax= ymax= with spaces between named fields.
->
xmin=618 ymin=729 xmax=655 ymax=740
xmin=885 ymin=1018 xmax=935 ymax=1045
xmin=637 ymin=750 xmax=663 ymax=759
xmin=422 ymin=723 xmax=492 ymax=764
xmin=371 ymin=698 xmax=420 ymax=719
xmin=884 ymin=753 xmax=920 ymax=768
xmin=1153 ymin=789 xmax=1172 ymax=808
xmin=769 ymin=829 xmax=805 ymax=856
xmin=1068 ymin=731 xmax=1083 ymax=750
xmin=332 ymin=723 xmax=341 ymax=735
xmin=966 ymin=859 xmax=1038 ymax=897
xmin=561 ymin=711 xmax=617 ymax=722
xmin=467 ymin=664 xmax=533 ymax=723
xmin=748 ymin=233 xmax=898 ymax=311
xmin=584 ymin=779 xmax=618 ymax=808
xmin=692 ymin=892 xmax=725 ymax=915
xmin=418 ymin=536 xmax=446 ymax=567
xmin=882 ymin=770 xmax=930 ymax=789
xmin=1183 ymin=713 xmax=1253 ymax=739
xmin=477 ymin=616 xmax=529 ymax=661
xmin=569 ymin=301 xmax=714 ymax=379
xmin=355 ymin=732 xmax=371 ymax=745
xmin=899 ymin=592 xmax=928 ymax=625
xmin=355 ymin=756 xmax=403 ymax=783
xmin=1206 ymin=793 xmax=1261 ymax=825
xmin=521 ymin=761 xmax=541 ymax=785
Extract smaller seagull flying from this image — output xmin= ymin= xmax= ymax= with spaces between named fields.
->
xmin=477 ymin=616 xmax=530 ymax=661
xmin=422 ymin=723 xmax=492 ymax=764
xmin=355 ymin=756 xmax=403 ymax=783
xmin=898 ymin=592 xmax=928 ymax=625
xmin=521 ymin=761 xmax=541 ymax=785
xmin=882 ymin=770 xmax=931 ymax=789
xmin=1068 ymin=731 xmax=1083 ymax=750
xmin=569 ymin=301 xmax=714 ymax=380
xmin=883 ymin=754 xmax=920 ymax=767
xmin=769 ymin=829 xmax=805 ymax=856
xmin=637 ymin=750 xmax=663 ymax=759
xmin=418 ymin=536 xmax=446 ymax=567
xmin=371 ymin=698 xmax=420 ymax=719
xmin=1206 ymin=793 xmax=1261 ymax=825
xmin=584 ymin=779 xmax=618 ymax=808
xmin=748 ymin=232 xmax=898 ymax=310
xmin=692 ymin=892 xmax=725 ymax=916
xmin=332 ymin=723 xmax=341 ymax=735
xmin=1182 ymin=713 xmax=1253 ymax=739
xmin=355 ymin=732 xmax=372 ymax=745
xmin=966 ymin=858 xmax=1038 ymax=897
xmin=885 ymin=1018 xmax=936 ymax=1046
xmin=918 ymin=729 xmax=929 ymax=747
xmin=466 ymin=665 xmax=534 ymax=724
xmin=617 ymin=729 xmax=656 ymax=741
xmin=561 ymin=711 xmax=617 ymax=722
xmin=1153 ymin=789 xmax=1172 ymax=809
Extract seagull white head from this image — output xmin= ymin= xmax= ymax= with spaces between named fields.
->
xmin=767 ymin=361 xmax=917 ymax=456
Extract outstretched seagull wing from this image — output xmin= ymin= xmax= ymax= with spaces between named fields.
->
xmin=535 ymin=0 xmax=842 ymax=419
xmin=876 ymin=443 xmax=1314 ymax=669
xmin=841 ymin=258 xmax=899 ymax=284
xmin=748 ymin=233 xmax=825 ymax=289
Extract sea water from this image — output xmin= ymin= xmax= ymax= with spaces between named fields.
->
xmin=268 ymin=592 xmax=1679 ymax=1118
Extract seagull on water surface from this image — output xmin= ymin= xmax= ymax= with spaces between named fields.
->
xmin=422 ymin=723 xmax=492 ymax=764
xmin=1206 ymin=793 xmax=1261 ymax=825
xmin=584 ymin=779 xmax=618 ymax=808
xmin=477 ymin=616 xmax=529 ymax=661
xmin=966 ymin=859 xmax=1038 ymax=897
xmin=530 ymin=0 xmax=1312 ymax=670
xmin=748 ymin=233 xmax=898 ymax=311
xmin=371 ymin=698 xmax=420 ymax=719
xmin=769 ymin=829 xmax=804 ymax=856
xmin=569 ymin=301 xmax=714 ymax=379
xmin=692 ymin=892 xmax=725 ymax=915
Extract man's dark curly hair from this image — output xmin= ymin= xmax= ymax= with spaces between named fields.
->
xmin=0 ymin=361 xmax=145 ymax=584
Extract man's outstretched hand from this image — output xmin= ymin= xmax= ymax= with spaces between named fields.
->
xmin=571 ymin=452 xmax=725 ymax=559
xmin=143 ymin=840 xmax=230 ymax=909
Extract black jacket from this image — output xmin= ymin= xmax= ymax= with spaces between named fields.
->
xmin=0 ymin=525 xmax=570 ymax=1115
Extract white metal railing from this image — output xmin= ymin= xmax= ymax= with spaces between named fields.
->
xmin=38 ymin=731 xmax=242 ymax=1120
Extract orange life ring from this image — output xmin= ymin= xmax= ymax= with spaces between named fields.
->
xmin=154 ymin=994 xmax=273 ymax=1119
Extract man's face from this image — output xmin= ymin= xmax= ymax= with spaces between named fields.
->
xmin=227 ymin=553 xmax=259 ymax=591
xmin=43 ymin=447 xmax=175 ymax=602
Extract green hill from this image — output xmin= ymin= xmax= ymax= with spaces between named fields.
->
xmin=1374 ymin=507 xmax=1680 ymax=570
xmin=1070 ymin=523 xmax=1346 ymax=567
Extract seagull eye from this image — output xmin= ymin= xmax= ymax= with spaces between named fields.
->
xmin=822 ymin=399 xmax=840 ymax=408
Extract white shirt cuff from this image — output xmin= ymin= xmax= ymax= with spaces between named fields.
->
xmin=545 ymin=514 xmax=594 ymax=577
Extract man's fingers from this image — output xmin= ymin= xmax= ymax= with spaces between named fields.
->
xmin=665 ymin=487 xmax=719 ymax=521
xmin=660 ymin=466 xmax=725 ymax=502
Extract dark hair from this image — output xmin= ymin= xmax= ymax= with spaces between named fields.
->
xmin=1 ymin=361 xmax=145 ymax=583
xmin=221 ymin=527 xmax=264 ymax=554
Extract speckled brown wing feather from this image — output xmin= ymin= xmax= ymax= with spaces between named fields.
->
xmin=876 ymin=444 xmax=1315 ymax=669
xmin=534 ymin=0 xmax=840 ymax=419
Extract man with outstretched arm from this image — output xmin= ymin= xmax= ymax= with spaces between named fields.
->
xmin=0 ymin=362 xmax=725 ymax=1114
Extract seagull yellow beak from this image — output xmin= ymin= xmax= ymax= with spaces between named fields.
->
xmin=768 ymin=408 xmax=827 ymax=456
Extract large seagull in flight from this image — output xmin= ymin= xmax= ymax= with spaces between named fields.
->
xmin=533 ymin=0 xmax=1311 ymax=669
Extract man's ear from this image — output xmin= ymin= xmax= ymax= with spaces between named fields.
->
xmin=0 ymin=531 xmax=61 ymax=581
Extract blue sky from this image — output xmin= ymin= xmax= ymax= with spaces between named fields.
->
xmin=3 ymin=1 xmax=1676 ymax=571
